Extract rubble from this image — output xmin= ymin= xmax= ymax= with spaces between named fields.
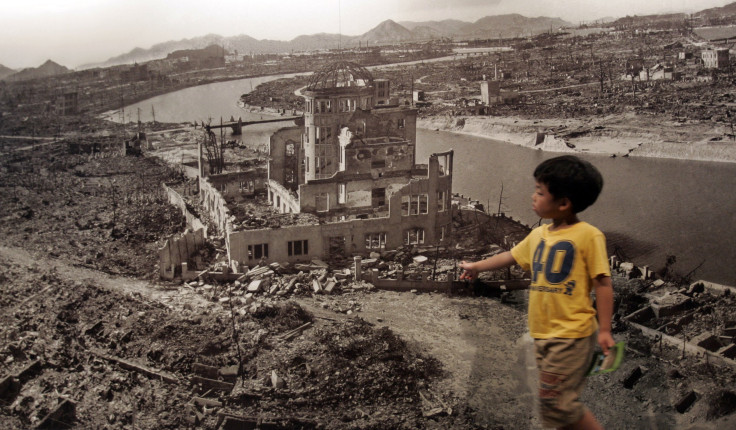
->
xmin=0 ymin=251 xmax=479 ymax=429
xmin=623 ymin=366 xmax=645 ymax=389
xmin=675 ymin=390 xmax=698 ymax=414
xmin=4 ymin=196 xmax=736 ymax=429
xmin=90 ymin=349 xmax=180 ymax=384
xmin=35 ymin=398 xmax=76 ymax=430
xmin=0 ymin=144 xmax=186 ymax=278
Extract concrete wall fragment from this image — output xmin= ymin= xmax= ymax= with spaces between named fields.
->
xmin=159 ymin=228 xmax=206 ymax=279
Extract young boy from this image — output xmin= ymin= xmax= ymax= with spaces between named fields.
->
xmin=459 ymin=155 xmax=614 ymax=430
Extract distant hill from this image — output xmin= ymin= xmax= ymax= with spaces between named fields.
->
xmin=398 ymin=19 xmax=469 ymax=35
xmin=354 ymin=19 xmax=415 ymax=44
xmin=409 ymin=25 xmax=447 ymax=40
xmin=0 ymin=64 xmax=15 ymax=80
xmin=96 ymin=33 xmax=230 ymax=67
xmin=696 ymin=1 xmax=736 ymax=18
xmin=83 ymin=14 xmax=575 ymax=69
xmin=609 ymin=12 xmax=688 ymax=28
xmin=465 ymin=14 xmax=570 ymax=37
xmin=4 ymin=60 xmax=69 ymax=82
xmin=289 ymin=33 xmax=343 ymax=52
xmin=167 ymin=44 xmax=227 ymax=60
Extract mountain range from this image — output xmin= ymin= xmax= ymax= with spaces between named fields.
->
xmin=90 ymin=14 xmax=570 ymax=69
xmin=696 ymin=1 xmax=736 ymax=18
xmin=0 ymin=64 xmax=15 ymax=80
xmin=5 ymin=2 xmax=736 ymax=80
xmin=2 ymin=60 xmax=69 ymax=82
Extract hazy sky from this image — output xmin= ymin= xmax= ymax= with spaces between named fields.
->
xmin=0 ymin=0 xmax=732 ymax=70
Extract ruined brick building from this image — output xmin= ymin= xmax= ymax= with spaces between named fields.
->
xmin=216 ymin=61 xmax=453 ymax=267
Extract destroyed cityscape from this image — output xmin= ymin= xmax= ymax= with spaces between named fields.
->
xmin=3 ymin=2 xmax=736 ymax=429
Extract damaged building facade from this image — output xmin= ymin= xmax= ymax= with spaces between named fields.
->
xmin=224 ymin=61 xmax=454 ymax=267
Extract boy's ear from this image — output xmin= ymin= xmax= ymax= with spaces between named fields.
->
xmin=557 ymin=197 xmax=572 ymax=211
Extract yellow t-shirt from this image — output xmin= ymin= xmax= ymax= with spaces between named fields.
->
xmin=511 ymin=222 xmax=611 ymax=339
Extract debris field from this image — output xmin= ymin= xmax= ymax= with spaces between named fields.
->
xmin=3 ymin=130 xmax=736 ymax=429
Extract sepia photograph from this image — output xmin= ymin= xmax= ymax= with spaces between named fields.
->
xmin=1 ymin=1 xmax=736 ymax=428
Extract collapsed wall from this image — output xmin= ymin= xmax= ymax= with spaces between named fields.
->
xmin=159 ymin=228 xmax=206 ymax=279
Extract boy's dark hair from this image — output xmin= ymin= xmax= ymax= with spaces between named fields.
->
xmin=534 ymin=155 xmax=603 ymax=213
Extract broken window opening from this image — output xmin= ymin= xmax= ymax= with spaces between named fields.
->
xmin=404 ymin=228 xmax=425 ymax=245
xmin=371 ymin=159 xmax=386 ymax=169
xmin=365 ymin=232 xmax=387 ymax=249
xmin=437 ymin=191 xmax=447 ymax=212
xmin=327 ymin=236 xmax=346 ymax=258
xmin=372 ymin=188 xmax=386 ymax=208
xmin=317 ymin=126 xmax=331 ymax=144
xmin=316 ymin=193 xmax=329 ymax=212
xmin=248 ymin=243 xmax=269 ymax=260
xmin=403 ymin=194 xmax=428 ymax=216
xmin=288 ymin=240 xmax=309 ymax=256
xmin=419 ymin=194 xmax=428 ymax=214
xmin=437 ymin=154 xmax=450 ymax=176
xmin=285 ymin=169 xmax=296 ymax=185
xmin=338 ymin=183 xmax=347 ymax=204
xmin=318 ymin=100 xmax=329 ymax=113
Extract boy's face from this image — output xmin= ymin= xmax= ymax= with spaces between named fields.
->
xmin=532 ymin=181 xmax=567 ymax=219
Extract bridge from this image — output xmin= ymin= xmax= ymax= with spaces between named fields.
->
xmin=202 ymin=116 xmax=303 ymax=135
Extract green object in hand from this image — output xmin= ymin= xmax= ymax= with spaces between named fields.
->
xmin=587 ymin=341 xmax=625 ymax=376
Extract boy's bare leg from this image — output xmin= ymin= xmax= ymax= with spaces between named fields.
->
xmin=558 ymin=410 xmax=603 ymax=430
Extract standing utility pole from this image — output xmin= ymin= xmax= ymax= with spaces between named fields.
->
xmin=496 ymin=182 xmax=507 ymax=215
xmin=410 ymin=72 xmax=414 ymax=107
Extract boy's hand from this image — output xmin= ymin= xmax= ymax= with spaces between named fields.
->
xmin=598 ymin=330 xmax=615 ymax=355
xmin=458 ymin=261 xmax=477 ymax=281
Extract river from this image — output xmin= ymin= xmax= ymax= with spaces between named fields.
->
xmin=119 ymin=75 xmax=736 ymax=285
xmin=107 ymin=74 xmax=308 ymax=124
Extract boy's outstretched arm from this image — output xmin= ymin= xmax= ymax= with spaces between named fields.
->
xmin=459 ymin=251 xmax=517 ymax=280
xmin=594 ymin=275 xmax=615 ymax=355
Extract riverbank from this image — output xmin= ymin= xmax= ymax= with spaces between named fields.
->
xmin=418 ymin=111 xmax=736 ymax=163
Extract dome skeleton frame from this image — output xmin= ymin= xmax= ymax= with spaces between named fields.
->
xmin=305 ymin=61 xmax=374 ymax=91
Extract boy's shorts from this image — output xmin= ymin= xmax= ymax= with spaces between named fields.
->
xmin=533 ymin=334 xmax=596 ymax=428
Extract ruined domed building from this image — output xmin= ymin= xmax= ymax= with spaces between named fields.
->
xmin=227 ymin=61 xmax=454 ymax=265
